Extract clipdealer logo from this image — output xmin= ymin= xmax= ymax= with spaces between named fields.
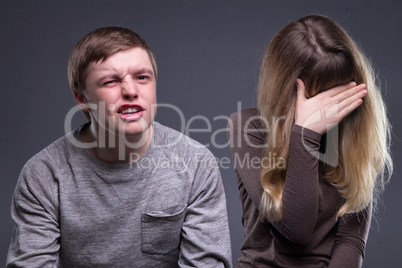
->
xmin=63 ymin=101 xmax=339 ymax=169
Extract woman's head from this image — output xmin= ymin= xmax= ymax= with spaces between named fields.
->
xmin=258 ymin=15 xmax=392 ymax=221
xmin=258 ymin=15 xmax=362 ymax=108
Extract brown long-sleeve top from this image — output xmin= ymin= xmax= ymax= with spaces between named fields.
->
xmin=228 ymin=108 xmax=371 ymax=268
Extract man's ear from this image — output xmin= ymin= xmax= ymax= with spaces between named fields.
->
xmin=73 ymin=91 xmax=91 ymax=112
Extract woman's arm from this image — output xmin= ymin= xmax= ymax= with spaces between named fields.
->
xmin=228 ymin=108 xmax=265 ymax=208
xmin=328 ymin=204 xmax=372 ymax=268
xmin=228 ymin=108 xmax=322 ymax=244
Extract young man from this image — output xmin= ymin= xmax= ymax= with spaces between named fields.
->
xmin=6 ymin=27 xmax=232 ymax=267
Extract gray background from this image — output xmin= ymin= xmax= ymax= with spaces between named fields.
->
xmin=1 ymin=0 xmax=400 ymax=267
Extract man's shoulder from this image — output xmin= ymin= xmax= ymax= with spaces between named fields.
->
xmin=21 ymin=130 xmax=80 ymax=175
xmin=14 ymin=134 xmax=72 ymax=196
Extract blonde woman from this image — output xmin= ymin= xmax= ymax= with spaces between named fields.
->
xmin=228 ymin=15 xmax=392 ymax=267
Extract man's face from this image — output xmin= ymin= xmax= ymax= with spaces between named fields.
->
xmin=78 ymin=47 xmax=157 ymax=138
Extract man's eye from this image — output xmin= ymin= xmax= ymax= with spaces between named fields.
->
xmin=138 ymin=76 xmax=148 ymax=80
xmin=104 ymin=80 xmax=117 ymax=85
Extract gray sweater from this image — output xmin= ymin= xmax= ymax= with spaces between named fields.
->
xmin=7 ymin=121 xmax=232 ymax=267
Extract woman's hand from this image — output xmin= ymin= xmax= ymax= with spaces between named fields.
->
xmin=294 ymin=78 xmax=367 ymax=134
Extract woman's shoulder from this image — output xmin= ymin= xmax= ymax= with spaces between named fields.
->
xmin=228 ymin=108 xmax=267 ymax=146
xmin=229 ymin=108 xmax=266 ymax=131
xmin=230 ymin=107 xmax=258 ymax=121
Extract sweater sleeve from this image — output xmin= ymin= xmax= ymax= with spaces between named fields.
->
xmin=328 ymin=203 xmax=372 ymax=268
xmin=228 ymin=109 xmax=323 ymax=244
xmin=6 ymin=158 xmax=60 ymax=267
xmin=280 ymin=124 xmax=322 ymax=243
xmin=178 ymin=151 xmax=232 ymax=268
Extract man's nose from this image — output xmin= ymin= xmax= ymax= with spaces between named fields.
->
xmin=121 ymin=79 xmax=138 ymax=99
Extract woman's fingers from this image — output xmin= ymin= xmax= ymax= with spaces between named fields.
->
xmin=316 ymin=82 xmax=367 ymax=120
xmin=338 ymin=98 xmax=364 ymax=120
xmin=323 ymin=85 xmax=366 ymax=128
xmin=336 ymin=83 xmax=366 ymax=102
xmin=337 ymin=84 xmax=367 ymax=116
xmin=295 ymin=80 xmax=367 ymax=134
xmin=326 ymin=81 xmax=357 ymax=97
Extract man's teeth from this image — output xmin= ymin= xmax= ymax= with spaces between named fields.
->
xmin=121 ymin=107 xmax=139 ymax=114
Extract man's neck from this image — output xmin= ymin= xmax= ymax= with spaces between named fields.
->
xmin=81 ymin=123 xmax=153 ymax=165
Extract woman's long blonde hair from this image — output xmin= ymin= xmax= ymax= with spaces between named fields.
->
xmin=258 ymin=15 xmax=393 ymax=221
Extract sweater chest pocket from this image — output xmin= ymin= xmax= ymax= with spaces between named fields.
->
xmin=141 ymin=205 xmax=187 ymax=255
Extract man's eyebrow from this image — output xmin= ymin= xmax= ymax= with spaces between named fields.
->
xmin=133 ymin=68 xmax=154 ymax=76
xmin=96 ymin=67 xmax=154 ymax=81
xmin=96 ymin=73 xmax=120 ymax=83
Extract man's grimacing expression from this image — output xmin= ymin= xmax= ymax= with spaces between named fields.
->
xmin=76 ymin=47 xmax=157 ymax=138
